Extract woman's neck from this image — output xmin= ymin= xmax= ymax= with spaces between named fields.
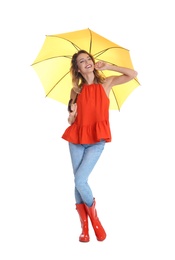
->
xmin=82 ymin=73 xmax=95 ymax=85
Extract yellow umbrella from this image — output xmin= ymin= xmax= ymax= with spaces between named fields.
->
xmin=32 ymin=28 xmax=140 ymax=110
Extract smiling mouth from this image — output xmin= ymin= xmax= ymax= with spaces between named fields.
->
xmin=85 ymin=64 xmax=92 ymax=69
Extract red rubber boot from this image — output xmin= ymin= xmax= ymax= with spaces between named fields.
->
xmin=76 ymin=203 xmax=90 ymax=242
xmin=84 ymin=199 xmax=106 ymax=241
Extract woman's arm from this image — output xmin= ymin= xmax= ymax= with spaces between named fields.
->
xmin=95 ymin=61 xmax=138 ymax=89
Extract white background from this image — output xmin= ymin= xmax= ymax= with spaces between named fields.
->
xmin=0 ymin=0 xmax=175 ymax=259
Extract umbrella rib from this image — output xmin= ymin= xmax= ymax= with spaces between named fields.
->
xmin=111 ymin=88 xmax=120 ymax=111
xmin=134 ymin=78 xmax=140 ymax=85
xmin=47 ymin=35 xmax=81 ymax=52
xmin=88 ymin=28 xmax=92 ymax=54
xmin=46 ymin=71 xmax=70 ymax=97
xmin=32 ymin=55 xmax=72 ymax=66
xmin=94 ymin=46 xmax=128 ymax=59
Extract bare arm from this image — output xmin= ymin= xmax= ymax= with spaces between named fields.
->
xmin=95 ymin=61 xmax=138 ymax=94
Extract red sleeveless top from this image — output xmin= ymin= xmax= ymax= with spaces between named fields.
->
xmin=62 ymin=83 xmax=112 ymax=144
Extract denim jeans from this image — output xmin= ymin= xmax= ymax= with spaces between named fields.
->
xmin=68 ymin=140 xmax=105 ymax=207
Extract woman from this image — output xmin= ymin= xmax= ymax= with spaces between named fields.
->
xmin=62 ymin=50 xmax=138 ymax=242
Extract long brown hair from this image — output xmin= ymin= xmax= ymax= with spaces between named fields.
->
xmin=70 ymin=50 xmax=105 ymax=93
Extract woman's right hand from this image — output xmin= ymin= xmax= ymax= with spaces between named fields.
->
xmin=70 ymin=103 xmax=77 ymax=115
xmin=68 ymin=103 xmax=77 ymax=124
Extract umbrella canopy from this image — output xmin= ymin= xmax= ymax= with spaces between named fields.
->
xmin=32 ymin=28 xmax=139 ymax=110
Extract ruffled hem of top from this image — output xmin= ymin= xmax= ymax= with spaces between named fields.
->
xmin=62 ymin=120 xmax=111 ymax=144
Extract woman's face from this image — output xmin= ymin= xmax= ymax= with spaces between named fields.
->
xmin=76 ymin=53 xmax=94 ymax=74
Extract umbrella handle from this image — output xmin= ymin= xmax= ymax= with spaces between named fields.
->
xmin=68 ymin=99 xmax=73 ymax=112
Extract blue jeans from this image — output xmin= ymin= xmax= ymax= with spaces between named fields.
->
xmin=68 ymin=140 xmax=105 ymax=207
